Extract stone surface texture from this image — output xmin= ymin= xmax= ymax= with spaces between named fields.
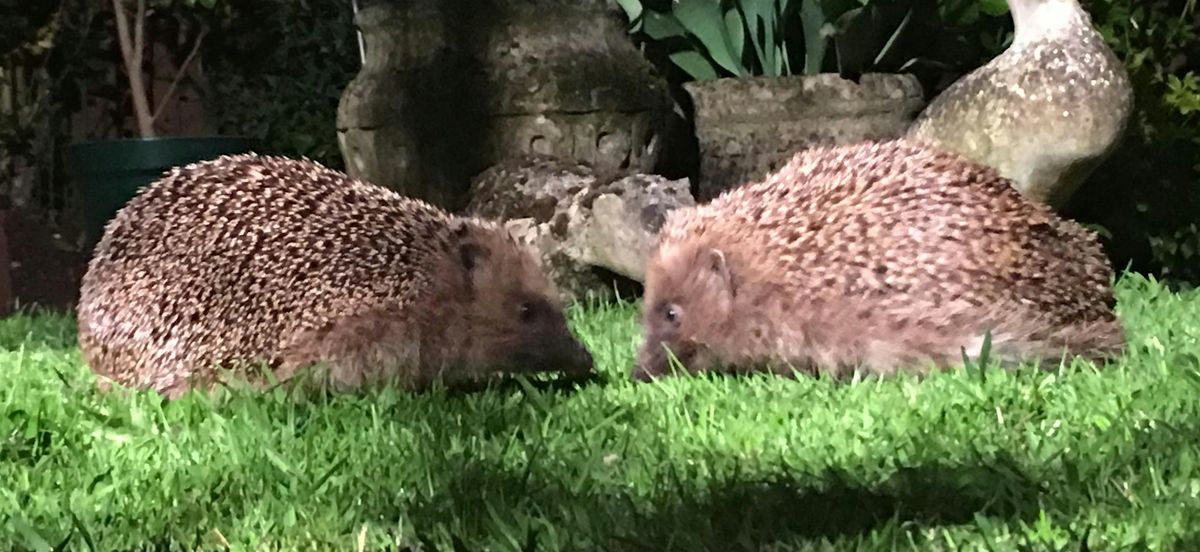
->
xmin=905 ymin=0 xmax=1133 ymax=209
xmin=465 ymin=155 xmax=694 ymax=301
xmin=337 ymin=0 xmax=674 ymax=211
xmin=685 ymin=73 xmax=926 ymax=201
xmin=336 ymin=0 xmax=471 ymax=209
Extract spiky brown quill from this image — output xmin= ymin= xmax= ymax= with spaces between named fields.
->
xmin=77 ymin=154 xmax=594 ymax=399
xmin=633 ymin=139 xmax=1125 ymax=381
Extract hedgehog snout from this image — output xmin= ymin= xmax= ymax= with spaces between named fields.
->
xmin=632 ymin=337 xmax=696 ymax=382
xmin=511 ymin=322 xmax=594 ymax=376
xmin=546 ymin=327 xmax=595 ymax=375
xmin=630 ymin=366 xmax=656 ymax=382
xmin=545 ymin=309 xmax=595 ymax=374
xmin=565 ymin=336 xmax=594 ymax=374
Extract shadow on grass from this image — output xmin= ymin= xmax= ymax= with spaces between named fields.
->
xmin=353 ymin=451 xmax=1044 ymax=550
xmin=34 ymin=354 xmax=1198 ymax=549
xmin=606 ymin=458 xmax=1043 ymax=550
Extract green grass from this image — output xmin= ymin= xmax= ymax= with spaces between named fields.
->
xmin=3 ymin=273 xmax=1199 ymax=551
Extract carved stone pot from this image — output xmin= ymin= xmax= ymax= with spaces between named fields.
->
xmin=336 ymin=0 xmax=473 ymax=210
xmin=337 ymin=0 xmax=674 ymax=211
xmin=684 ymin=73 xmax=926 ymax=201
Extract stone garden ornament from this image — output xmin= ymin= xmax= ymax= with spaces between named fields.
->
xmin=906 ymin=0 xmax=1134 ymax=209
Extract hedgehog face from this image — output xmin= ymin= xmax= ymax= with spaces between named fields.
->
xmin=501 ymin=292 xmax=594 ymax=374
xmin=449 ymin=221 xmax=594 ymax=378
xmin=633 ymin=242 xmax=736 ymax=381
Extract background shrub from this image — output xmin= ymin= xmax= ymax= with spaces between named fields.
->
xmin=200 ymin=0 xmax=359 ymax=170
xmin=9 ymin=0 xmax=1200 ymax=288
xmin=617 ymin=0 xmax=1200 ymax=289
xmin=932 ymin=0 xmax=1200 ymax=289
xmin=1065 ymin=0 xmax=1200 ymax=289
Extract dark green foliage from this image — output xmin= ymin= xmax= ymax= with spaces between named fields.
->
xmin=45 ymin=0 xmax=225 ymax=140
xmin=869 ymin=0 xmax=1200 ymax=288
xmin=844 ymin=0 xmax=1200 ymax=288
xmin=618 ymin=0 xmax=1200 ymax=288
xmin=6 ymin=0 xmax=109 ymax=214
xmin=200 ymin=0 xmax=359 ymax=170
xmin=12 ymin=0 xmax=1199 ymax=285
xmin=0 ymin=0 xmax=60 ymax=55
xmin=615 ymin=0 xmax=939 ymax=81
xmin=1062 ymin=1 xmax=1200 ymax=289
xmin=32 ymin=0 xmax=357 ymax=171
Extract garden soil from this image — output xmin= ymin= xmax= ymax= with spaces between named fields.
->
xmin=2 ymin=207 xmax=88 ymax=314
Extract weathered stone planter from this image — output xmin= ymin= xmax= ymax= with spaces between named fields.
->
xmin=685 ymin=73 xmax=925 ymax=201
xmin=337 ymin=0 xmax=674 ymax=211
xmin=472 ymin=1 xmax=673 ymax=175
xmin=336 ymin=0 xmax=471 ymax=209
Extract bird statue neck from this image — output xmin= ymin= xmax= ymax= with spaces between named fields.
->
xmin=1009 ymin=0 xmax=1091 ymax=46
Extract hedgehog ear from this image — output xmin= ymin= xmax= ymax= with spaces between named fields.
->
xmin=448 ymin=219 xmax=488 ymax=273
xmin=707 ymin=248 xmax=735 ymax=296
xmin=449 ymin=218 xmax=473 ymax=240
xmin=458 ymin=241 xmax=490 ymax=274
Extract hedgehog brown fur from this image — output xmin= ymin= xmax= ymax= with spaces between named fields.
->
xmin=633 ymin=139 xmax=1125 ymax=381
xmin=77 ymin=153 xmax=594 ymax=399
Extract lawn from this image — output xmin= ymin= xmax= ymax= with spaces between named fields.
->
xmin=3 ymin=273 xmax=1199 ymax=551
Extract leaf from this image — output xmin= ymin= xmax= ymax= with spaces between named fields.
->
xmin=831 ymin=6 xmax=868 ymax=76
xmin=68 ymin=510 xmax=97 ymax=552
xmin=10 ymin=517 xmax=54 ymax=552
xmin=799 ymin=0 xmax=828 ymax=75
xmin=613 ymin=0 xmax=644 ymax=22
xmin=1180 ymin=447 xmax=1195 ymax=480
xmin=669 ymin=49 xmax=721 ymax=80
xmin=723 ymin=5 xmax=746 ymax=70
xmin=264 ymin=448 xmax=296 ymax=478
xmin=977 ymin=329 xmax=993 ymax=383
xmin=980 ymin=0 xmax=1010 ymax=17
xmin=737 ymin=0 xmax=773 ymax=75
xmin=674 ymin=0 xmax=744 ymax=76
xmin=642 ymin=11 xmax=688 ymax=40
xmin=873 ymin=6 xmax=913 ymax=66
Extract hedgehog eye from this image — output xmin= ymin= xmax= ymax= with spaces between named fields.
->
xmin=518 ymin=301 xmax=538 ymax=323
xmin=664 ymin=304 xmax=682 ymax=326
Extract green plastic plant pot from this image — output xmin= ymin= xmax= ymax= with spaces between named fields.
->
xmin=63 ymin=136 xmax=259 ymax=247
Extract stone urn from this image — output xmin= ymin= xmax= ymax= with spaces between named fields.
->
xmin=336 ymin=0 xmax=475 ymax=210
xmin=337 ymin=0 xmax=675 ymax=211
xmin=684 ymin=73 xmax=925 ymax=201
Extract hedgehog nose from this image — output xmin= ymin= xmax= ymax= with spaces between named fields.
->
xmin=631 ymin=348 xmax=662 ymax=382
xmin=630 ymin=366 xmax=656 ymax=382
xmin=572 ymin=341 xmax=594 ymax=372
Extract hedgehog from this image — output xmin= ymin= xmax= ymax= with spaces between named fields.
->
xmin=76 ymin=153 xmax=594 ymax=399
xmin=632 ymin=139 xmax=1126 ymax=381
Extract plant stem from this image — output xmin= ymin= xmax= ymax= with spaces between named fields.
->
xmin=111 ymin=0 xmax=155 ymax=137
xmin=151 ymin=27 xmax=208 ymax=124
